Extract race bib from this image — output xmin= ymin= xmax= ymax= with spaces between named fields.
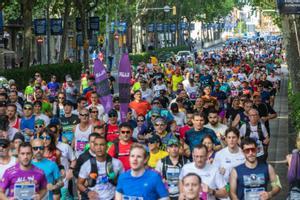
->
xmin=76 ymin=140 xmax=88 ymax=151
xmin=244 ymin=187 xmax=264 ymax=200
xmin=123 ymin=195 xmax=144 ymax=200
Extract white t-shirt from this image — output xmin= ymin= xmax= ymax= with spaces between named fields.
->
xmin=153 ymin=84 xmax=167 ymax=97
xmin=0 ymin=156 xmax=17 ymax=179
xmin=213 ymin=147 xmax=245 ymax=182
xmin=141 ymin=88 xmax=154 ymax=102
xmin=204 ymin=123 xmax=228 ymax=138
xmin=239 ymin=123 xmax=268 ymax=157
xmin=172 ymin=112 xmax=186 ymax=127
xmin=74 ymin=124 xmax=93 ymax=158
xmin=79 ymin=158 xmax=124 ymax=199
xmin=179 ymin=162 xmax=226 ymax=200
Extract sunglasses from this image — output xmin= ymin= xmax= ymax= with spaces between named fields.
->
xmin=24 ymin=107 xmax=32 ymax=110
xmin=35 ymin=125 xmax=43 ymax=128
xmin=152 ymin=102 xmax=160 ymax=105
xmin=91 ymin=111 xmax=98 ymax=113
xmin=109 ymin=114 xmax=117 ymax=117
xmin=137 ymin=119 xmax=144 ymax=122
xmin=40 ymin=135 xmax=51 ymax=140
xmin=58 ymin=97 xmax=65 ymax=99
xmin=80 ymin=113 xmax=89 ymax=117
xmin=152 ymin=115 xmax=160 ymax=118
xmin=33 ymin=146 xmax=45 ymax=151
xmin=121 ymin=131 xmax=131 ymax=134
xmin=155 ymin=123 xmax=165 ymax=127
xmin=243 ymin=147 xmax=257 ymax=154
xmin=0 ymin=144 xmax=9 ymax=148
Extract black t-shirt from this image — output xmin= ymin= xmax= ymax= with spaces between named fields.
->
xmin=259 ymin=80 xmax=273 ymax=90
xmin=254 ymin=103 xmax=276 ymax=134
xmin=226 ymin=107 xmax=244 ymax=120
xmin=59 ymin=114 xmax=80 ymax=142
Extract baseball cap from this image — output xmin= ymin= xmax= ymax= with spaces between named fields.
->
xmin=35 ymin=119 xmax=45 ymax=126
xmin=108 ymin=109 xmax=118 ymax=117
xmin=0 ymin=101 xmax=6 ymax=107
xmin=167 ymin=137 xmax=180 ymax=146
xmin=0 ymin=139 xmax=10 ymax=147
xmin=147 ymin=134 xmax=161 ymax=144
xmin=12 ymin=132 xmax=25 ymax=142
xmin=23 ymin=102 xmax=33 ymax=109
xmin=154 ymin=117 xmax=165 ymax=124
xmin=66 ymin=77 xmax=73 ymax=82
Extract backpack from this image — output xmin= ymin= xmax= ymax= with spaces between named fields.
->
xmin=161 ymin=156 xmax=189 ymax=179
xmin=112 ymin=138 xmax=137 ymax=158
xmin=245 ymin=122 xmax=265 ymax=143
xmin=89 ymin=155 xmax=117 ymax=186
xmin=287 ymin=152 xmax=300 ymax=200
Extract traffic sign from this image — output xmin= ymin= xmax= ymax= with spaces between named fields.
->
xmin=36 ymin=37 xmax=44 ymax=44
xmin=89 ymin=17 xmax=100 ymax=31
xmin=170 ymin=24 xmax=176 ymax=32
xmin=76 ymin=18 xmax=82 ymax=32
xmin=148 ymin=24 xmax=155 ymax=32
xmin=277 ymin=0 xmax=300 ymax=14
xmin=156 ymin=23 xmax=163 ymax=32
xmin=34 ymin=19 xmax=47 ymax=35
xmin=50 ymin=18 xmax=63 ymax=35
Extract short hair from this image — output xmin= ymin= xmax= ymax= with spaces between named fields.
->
xmin=9 ymin=91 xmax=18 ymax=96
xmin=6 ymin=103 xmax=17 ymax=110
xmin=182 ymin=173 xmax=202 ymax=184
xmin=77 ymin=96 xmax=87 ymax=104
xmin=119 ymin=122 xmax=133 ymax=131
xmin=208 ymin=109 xmax=218 ymax=115
xmin=241 ymin=137 xmax=257 ymax=149
xmin=89 ymin=132 xmax=103 ymax=141
xmin=193 ymin=112 xmax=206 ymax=119
xmin=130 ymin=143 xmax=148 ymax=159
xmin=18 ymin=142 xmax=32 ymax=153
xmin=193 ymin=144 xmax=208 ymax=153
xmin=225 ymin=127 xmax=240 ymax=138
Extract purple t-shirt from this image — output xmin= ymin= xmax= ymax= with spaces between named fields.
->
xmin=0 ymin=163 xmax=47 ymax=197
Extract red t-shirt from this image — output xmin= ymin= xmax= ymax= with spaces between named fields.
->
xmin=106 ymin=124 xmax=119 ymax=142
xmin=108 ymin=141 xmax=133 ymax=170
xmin=179 ymin=125 xmax=191 ymax=139
xmin=129 ymin=101 xmax=151 ymax=116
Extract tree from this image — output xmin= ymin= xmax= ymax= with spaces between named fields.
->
xmin=21 ymin=0 xmax=37 ymax=68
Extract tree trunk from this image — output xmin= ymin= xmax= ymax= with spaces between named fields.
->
xmin=282 ymin=15 xmax=300 ymax=93
xmin=21 ymin=0 xmax=35 ymax=68
xmin=75 ymin=0 xmax=89 ymax=69
xmin=58 ymin=0 xmax=71 ymax=63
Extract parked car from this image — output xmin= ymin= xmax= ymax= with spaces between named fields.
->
xmin=176 ymin=51 xmax=194 ymax=62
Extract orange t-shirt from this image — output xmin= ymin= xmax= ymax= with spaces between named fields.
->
xmin=129 ymin=101 xmax=151 ymax=116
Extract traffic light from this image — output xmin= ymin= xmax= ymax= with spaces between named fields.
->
xmin=172 ymin=6 xmax=176 ymax=15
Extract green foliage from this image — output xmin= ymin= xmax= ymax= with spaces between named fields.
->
xmin=129 ymin=45 xmax=189 ymax=65
xmin=288 ymin=80 xmax=300 ymax=132
xmin=0 ymin=63 xmax=82 ymax=89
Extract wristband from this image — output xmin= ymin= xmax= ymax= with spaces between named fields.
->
xmin=83 ymin=188 xmax=91 ymax=195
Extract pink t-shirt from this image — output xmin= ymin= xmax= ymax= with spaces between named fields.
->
xmin=0 ymin=163 xmax=47 ymax=197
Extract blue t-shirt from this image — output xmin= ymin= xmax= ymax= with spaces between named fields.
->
xmin=32 ymin=158 xmax=61 ymax=200
xmin=185 ymin=127 xmax=220 ymax=151
xmin=20 ymin=115 xmax=35 ymax=142
xmin=116 ymin=169 xmax=168 ymax=200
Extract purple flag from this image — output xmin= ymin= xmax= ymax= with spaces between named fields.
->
xmin=94 ymin=58 xmax=113 ymax=113
xmin=118 ymin=53 xmax=132 ymax=122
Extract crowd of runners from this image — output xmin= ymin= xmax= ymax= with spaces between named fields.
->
xmin=0 ymin=37 xmax=287 ymax=200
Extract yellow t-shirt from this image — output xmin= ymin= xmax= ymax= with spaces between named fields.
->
xmin=172 ymin=75 xmax=183 ymax=91
xmin=148 ymin=150 xmax=168 ymax=168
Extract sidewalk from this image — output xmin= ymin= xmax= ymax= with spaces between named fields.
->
xmin=268 ymin=66 xmax=289 ymax=199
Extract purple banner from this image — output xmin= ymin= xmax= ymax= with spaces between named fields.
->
xmin=94 ymin=59 xmax=113 ymax=113
xmin=118 ymin=53 xmax=132 ymax=122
